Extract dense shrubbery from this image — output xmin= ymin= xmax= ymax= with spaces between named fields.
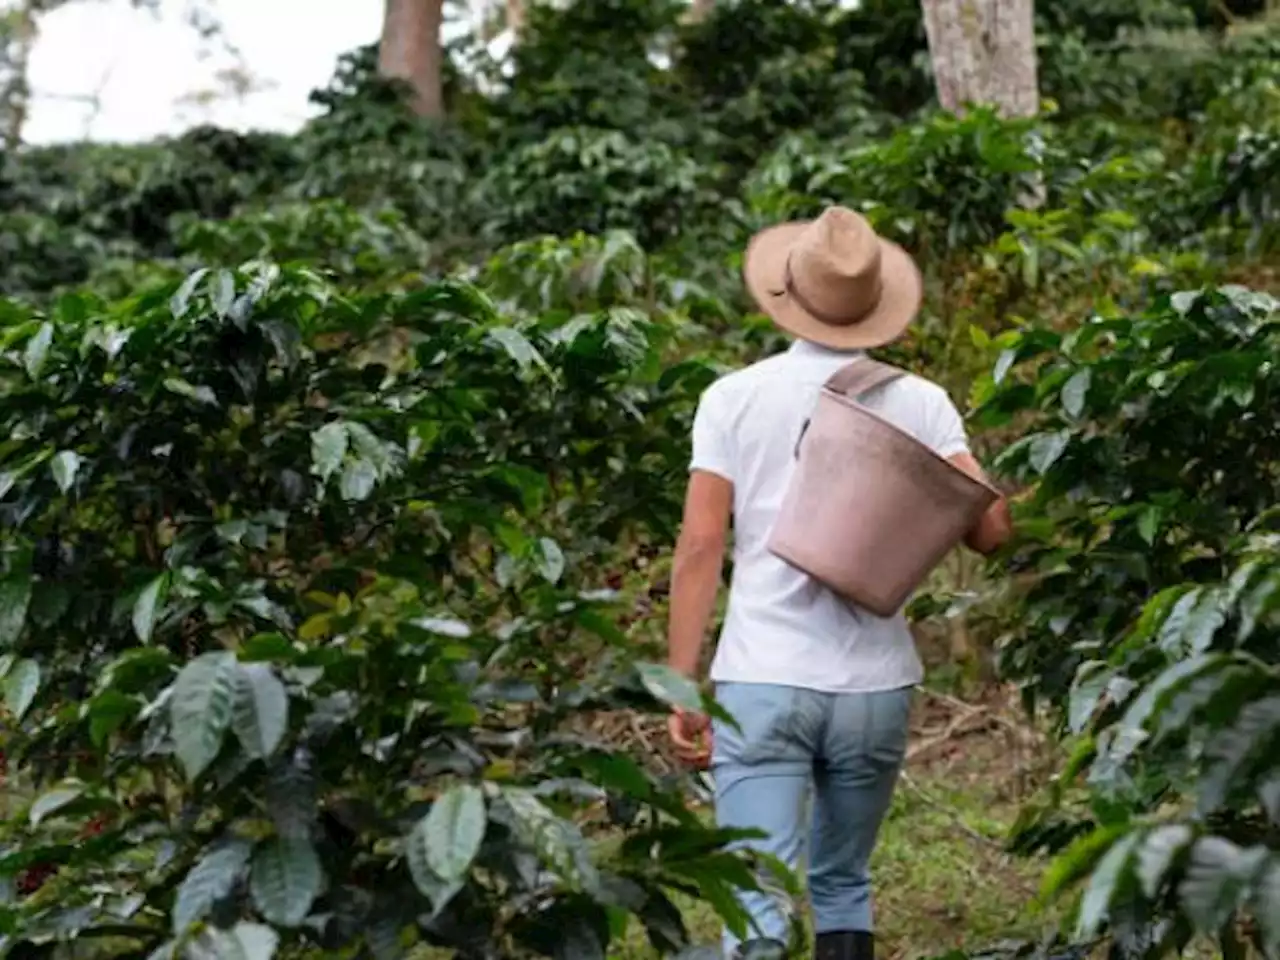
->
xmin=0 ymin=261 xmax=767 ymax=956
xmin=2 ymin=0 xmax=1280 ymax=956
xmin=987 ymin=287 xmax=1280 ymax=955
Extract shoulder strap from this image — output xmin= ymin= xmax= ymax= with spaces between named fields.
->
xmin=823 ymin=358 xmax=906 ymax=402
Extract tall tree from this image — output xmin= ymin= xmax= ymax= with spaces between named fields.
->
xmin=1 ymin=0 xmax=240 ymax=148
xmin=506 ymin=0 xmax=526 ymax=37
xmin=688 ymin=0 xmax=714 ymax=21
xmin=378 ymin=0 xmax=446 ymax=118
xmin=920 ymin=0 xmax=1039 ymax=117
xmin=0 ymin=1 xmax=40 ymax=148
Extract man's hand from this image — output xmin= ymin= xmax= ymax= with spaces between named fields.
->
xmin=667 ymin=708 xmax=711 ymax=769
xmin=947 ymin=452 xmax=1014 ymax=555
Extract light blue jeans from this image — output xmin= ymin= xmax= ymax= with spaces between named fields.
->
xmin=711 ymin=682 xmax=912 ymax=956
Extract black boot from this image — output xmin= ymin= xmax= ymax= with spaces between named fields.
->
xmin=814 ymin=930 xmax=874 ymax=960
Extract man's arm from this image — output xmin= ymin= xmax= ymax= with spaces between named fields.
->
xmin=666 ymin=470 xmax=733 ymax=678
xmin=947 ymin=452 xmax=1014 ymax=555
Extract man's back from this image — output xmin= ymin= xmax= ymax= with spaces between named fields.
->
xmin=689 ymin=339 xmax=971 ymax=693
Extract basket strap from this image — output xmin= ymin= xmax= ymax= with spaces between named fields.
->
xmin=824 ymin=358 xmax=906 ymax=401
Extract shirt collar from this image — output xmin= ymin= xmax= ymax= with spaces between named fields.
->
xmin=786 ymin=339 xmax=865 ymax=360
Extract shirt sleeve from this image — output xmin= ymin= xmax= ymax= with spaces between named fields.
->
xmin=925 ymin=385 xmax=972 ymax=460
xmin=689 ymin=383 xmax=735 ymax=482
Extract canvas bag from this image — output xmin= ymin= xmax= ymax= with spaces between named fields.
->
xmin=767 ymin=358 xmax=999 ymax=618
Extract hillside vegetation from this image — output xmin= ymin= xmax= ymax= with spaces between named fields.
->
xmin=1 ymin=1 xmax=1279 ymax=958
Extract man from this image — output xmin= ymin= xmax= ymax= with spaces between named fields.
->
xmin=665 ymin=206 xmax=1012 ymax=960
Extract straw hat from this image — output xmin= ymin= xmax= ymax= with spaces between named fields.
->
xmin=743 ymin=206 xmax=922 ymax=350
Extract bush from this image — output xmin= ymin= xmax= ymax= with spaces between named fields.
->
xmin=475 ymin=128 xmax=725 ymax=251
xmin=0 ymin=264 xmax=761 ymax=956
xmin=982 ymin=286 xmax=1280 ymax=955
xmin=978 ymin=286 xmax=1280 ymax=712
xmin=7 ymin=1 xmax=1280 ymax=956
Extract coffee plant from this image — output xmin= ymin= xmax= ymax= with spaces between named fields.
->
xmin=981 ymin=287 xmax=1280 ymax=955
xmin=0 ymin=263 xmax=764 ymax=957
xmin=6 ymin=0 xmax=1280 ymax=956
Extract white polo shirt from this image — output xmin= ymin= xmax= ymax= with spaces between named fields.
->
xmin=690 ymin=340 xmax=972 ymax=693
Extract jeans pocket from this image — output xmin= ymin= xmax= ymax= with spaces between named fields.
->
xmin=711 ymin=682 xmax=799 ymax=767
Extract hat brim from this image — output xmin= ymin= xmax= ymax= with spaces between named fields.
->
xmin=742 ymin=221 xmax=922 ymax=350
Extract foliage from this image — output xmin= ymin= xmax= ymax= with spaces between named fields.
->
xmin=985 ymin=287 xmax=1280 ymax=955
xmin=476 ymin=128 xmax=722 ymax=252
xmin=5 ymin=0 xmax=1280 ymax=956
xmin=175 ymin=201 xmax=434 ymax=288
xmin=0 ymin=263 xmax=764 ymax=956
xmin=978 ymin=287 xmax=1280 ymax=712
xmin=1032 ymin=540 xmax=1280 ymax=957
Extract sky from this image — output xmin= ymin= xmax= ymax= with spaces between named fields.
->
xmin=23 ymin=0 xmax=388 ymax=144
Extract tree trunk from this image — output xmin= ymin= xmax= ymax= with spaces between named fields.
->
xmin=378 ymin=0 xmax=446 ymax=119
xmin=0 ymin=2 xmax=40 ymax=149
xmin=506 ymin=0 xmax=526 ymax=37
xmin=920 ymin=0 xmax=1039 ymax=118
xmin=688 ymin=0 xmax=714 ymax=22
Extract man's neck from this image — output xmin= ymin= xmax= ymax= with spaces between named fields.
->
xmin=787 ymin=339 xmax=865 ymax=359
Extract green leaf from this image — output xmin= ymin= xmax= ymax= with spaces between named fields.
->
xmin=1068 ymin=661 xmax=1111 ymax=735
xmin=487 ymin=327 xmax=548 ymax=376
xmin=173 ymin=841 xmax=252 ymax=935
xmin=1252 ymin=858 xmax=1280 ymax=954
xmin=186 ymin=921 xmax=279 ymax=960
xmin=28 ymin=783 xmax=84 ymax=827
xmin=265 ymin=755 xmax=317 ymax=840
xmin=23 ymin=322 xmax=53 ymax=380
xmin=1041 ymin=823 xmax=1131 ymax=901
xmin=635 ymin=662 xmax=701 ymax=713
xmin=250 ymin=837 xmax=323 ymax=927
xmin=1238 ymin=572 xmax=1279 ymax=644
xmin=501 ymin=786 xmax=600 ymax=892
xmin=1199 ymin=695 xmax=1280 ymax=815
xmin=1137 ymin=505 xmax=1161 ymax=545
xmin=88 ymin=689 xmax=136 ymax=746
xmin=339 ymin=459 xmax=378 ymax=501
xmin=1027 ymin=430 xmax=1070 ymax=475
xmin=1179 ymin=837 xmax=1268 ymax=933
xmin=406 ymin=826 xmax=465 ymax=913
xmin=310 ymin=422 xmax=348 ymax=482
xmin=1136 ymin=825 xmax=1194 ymax=899
xmin=1130 ymin=584 xmax=1193 ymax=643
xmin=163 ymin=378 xmax=218 ymax=406
xmin=232 ymin=663 xmax=289 ymax=760
xmin=214 ymin=270 xmax=236 ymax=318
xmin=412 ymin=616 xmax=472 ymax=638
xmin=535 ymin=537 xmax=566 ymax=584
xmin=170 ymin=652 xmax=239 ymax=781
xmin=4 ymin=659 xmax=40 ymax=720
xmin=365 ymin=916 xmax=408 ymax=960
xmin=1076 ymin=831 xmax=1141 ymax=937
xmin=132 ymin=574 xmax=169 ymax=644
xmin=1159 ymin=588 xmax=1227 ymax=655
xmin=546 ymin=913 xmax=608 ymax=960
xmin=0 ymin=576 xmax=32 ymax=647
xmin=50 ymin=450 xmax=81 ymax=494
xmin=1171 ymin=290 xmax=1200 ymax=315
xmin=1061 ymin=368 xmax=1091 ymax=418
xmin=1106 ymin=654 xmax=1225 ymax=768
xmin=171 ymin=267 xmax=210 ymax=318
xmin=993 ymin=348 xmax=1017 ymax=384
xmin=421 ymin=784 xmax=487 ymax=881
